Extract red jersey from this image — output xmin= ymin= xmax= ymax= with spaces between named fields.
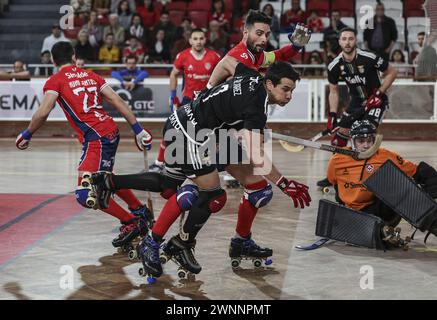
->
xmin=174 ymin=48 xmax=221 ymax=99
xmin=43 ymin=65 xmax=117 ymax=144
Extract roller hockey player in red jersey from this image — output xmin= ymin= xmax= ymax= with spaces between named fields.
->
xmin=15 ymin=42 xmax=154 ymax=249
xmin=149 ymin=28 xmax=221 ymax=173
xmin=91 ymin=62 xmax=311 ymax=279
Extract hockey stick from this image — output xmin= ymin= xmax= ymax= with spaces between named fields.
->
xmin=295 ymin=238 xmax=330 ymax=251
xmin=142 ymin=141 xmax=154 ymax=215
xmin=279 ymin=129 xmax=330 ymax=153
xmin=272 ymin=132 xmax=382 ymax=160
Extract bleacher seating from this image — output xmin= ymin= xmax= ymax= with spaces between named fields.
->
xmin=331 ymin=0 xmax=354 ymax=17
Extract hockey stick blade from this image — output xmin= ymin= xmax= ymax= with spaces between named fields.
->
xmin=278 ymin=129 xmax=330 ymax=153
xmin=295 ymin=238 xmax=330 ymax=250
xmin=272 ymin=132 xmax=382 ymax=160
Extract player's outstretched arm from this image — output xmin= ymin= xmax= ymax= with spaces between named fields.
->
xmin=169 ymin=67 xmax=181 ymax=110
xmin=241 ymin=129 xmax=311 ymax=209
xmin=207 ymin=56 xmax=239 ymax=88
xmin=101 ymin=86 xmax=152 ymax=151
xmin=379 ymin=63 xmax=397 ymax=94
xmin=327 ymin=84 xmax=339 ymax=132
xmin=15 ymin=92 xmax=57 ymax=150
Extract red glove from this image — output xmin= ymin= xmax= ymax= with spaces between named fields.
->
xmin=327 ymin=112 xmax=338 ymax=133
xmin=366 ymin=90 xmax=383 ymax=112
xmin=276 ymin=176 xmax=311 ymax=209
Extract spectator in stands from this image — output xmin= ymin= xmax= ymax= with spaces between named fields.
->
xmin=262 ymin=3 xmax=280 ymax=49
xmin=123 ymin=36 xmax=145 ymax=63
xmin=99 ymin=32 xmax=121 ymax=63
xmin=415 ymin=31 xmax=437 ymax=81
xmin=71 ymin=0 xmax=91 ymax=14
xmin=146 ymin=29 xmax=171 ymax=63
xmin=363 ymin=2 xmax=397 ymax=61
xmin=206 ymin=19 xmax=229 ymax=55
xmin=209 ymin=0 xmax=231 ymax=32
xmin=0 ymin=60 xmax=31 ymax=81
xmin=175 ymin=17 xmax=195 ymax=41
xmin=171 ymin=28 xmax=192 ymax=61
xmin=104 ymin=14 xmax=126 ymax=47
xmin=74 ymin=29 xmax=96 ymax=62
xmin=305 ymin=51 xmax=324 ymax=76
xmin=41 ymin=24 xmax=70 ymax=53
xmin=117 ymin=0 xmax=133 ymax=30
xmin=307 ymin=10 xmax=324 ymax=33
xmin=110 ymin=0 xmax=135 ymax=14
xmin=92 ymin=0 xmax=110 ymax=16
xmin=81 ymin=10 xmax=103 ymax=47
xmin=322 ymin=11 xmax=347 ymax=64
xmin=111 ymin=54 xmax=149 ymax=91
xmin=137 ymin=0 xmax=158 ymax=29
xmin=411 ymin=32 xmax=426 ymax=64
xmin=76 ymin=57 xmax=86 ymax=68
xmin=34 ymin=51 xmax=55 ymax=77
xmin=281 ymin=0 xmax=307 ymax=32
xmin=152 ymin=10 xmax=177 ymax=46
xmin=128 ymin=14 xmax=149 ymax=44
xmin=390 ymin=49 xmax=410 ymax=77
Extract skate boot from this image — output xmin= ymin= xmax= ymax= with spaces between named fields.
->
xmin=317 ymin=177 xmax=333 ymax=194
xmin=149 ymin=162 xmax=164 ymax=173
xmin=90 ymin=171 xmax=115 ymax=209
xmin=382 ymin=226 xmax=411 ymax=250
xmin=229 ymin=236 xmax=273 ymax=268
xmin=112 ymin=215 xmax=150 ymax=252
xmin=160 ymin=235 xmax=201 ymax=279
xmin=138 ymin=234 xmax=162 ymax=283
xmin=130 ymin=204 xmax=155 ymax=230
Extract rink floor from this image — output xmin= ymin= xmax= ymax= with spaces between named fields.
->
xmin=1 ymin=138 xmax=437 ymax=300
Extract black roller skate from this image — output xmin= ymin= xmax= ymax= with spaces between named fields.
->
xmin=89 ymin=171 xmax=115 ymax=209
xmin=317 ymin=177 xmax=333 ymax=194
xmin=113 ymin=214 xmax=151 ymax=255
xmin=159 ymin=235 xmax=201 ymax=279
xmin=138 ymin=235 xmax=162 ymax=284
xmin=125 ymin=205 xmax=155 ymax=260
xmin=382 ymin=226 xmax=411 ymax=251
xmin=229 ymin=236 xmax=273 ymax=268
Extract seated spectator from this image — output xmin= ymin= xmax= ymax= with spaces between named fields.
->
xmin=171 ymin=28 xmax=192 ymax=61
xmin=415 ymin=31 xmax=437 ymax=81
xmin=305 ymin=51 xmax=324 ymax=76
xmin=34 ymin=51 xmax=55 ymax=77
xmin=206 ymin=19 xmax=229 ymax=55
xmin=152 ymin=10 xmax=177 ymax=45
xmin=71 ymin=0 xmax=91 ymax=14
xmin=175 ymin=17 xmax=195 ymax=41
xmin=128 ymin=14 xmax=149 ymax=44
xmin=137 ymin=0 xmax=157 ymax=29
xmin=110 ymin=0 xmax=135 ymax=14
xmin=307 ymin=10 xmax=324 ymax=33
xmin=281 ymin=0 xmax=307 ymax=32
xmin=99 ymin=32 xmax=121 ymax=63
xmin=411 ymin=32 xmax=426 ymax=64
xmin=0 ymin=60 xmax=31 ymax=81
xmin=76 ymin=57 xmax=86 ymax=68
xmin=81 ymin=10 xmax=103 ymax=47
xmin=363 ymin=2 xmax=397 ymax=61
xmin=146 ymin=29 xmax=171 ymax=63
xmin=74 ymin=29 xmax=96 ymax=62
xmin=92 ymin=0 xmax=110 ymax=16
xmin=262 ymin=3 xmax=280 ymax=49
xmin=41 ymin=23 xmax=70 ymax=53
xmin=209 ymin=0 xmax=231 ymax=32
xmin=322 ymin=11 xmax=347 ymax=64
xmin=104 ymin=14 xmax=126 ymax=47
xmin=123 ymin=36 xmax=145 ymax=63
xmin=117 ymin=0 xmax=133 ymax=30
xmin=111 ymin=54 xmax=149 ymax=91
xmin=390 ymin=49 xmax=410 ymax=77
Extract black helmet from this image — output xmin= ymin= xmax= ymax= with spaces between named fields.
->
xmin=350 ymin=120 xmax=376 ymax=138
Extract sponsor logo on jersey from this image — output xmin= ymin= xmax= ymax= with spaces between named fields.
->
xmin=345 ymin=75 xmax=366 ymax=85
xmin=205 ymin=63 xmax=211 ymax=70
xmin=358 ymin=65 xmax=365 ymax=73
xmin=249 ymin=76 xmax=260 ymax=92
xmin=366 ymin=164 xmax=374 ymax=173
xmin=188 ymin=64 xmax=194 ymax=71
xmin=240 ymin=53 xmax=248 ymax=59
xmin=65 ymin=71 xmax=89 ymax=79
xmin=344 ymin=182 xmax=365 ymax=189
xmin=376 ymin=57 xmax=384 ymax=68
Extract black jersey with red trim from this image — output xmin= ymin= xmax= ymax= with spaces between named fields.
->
xmin=327 ymin=49 xmax=389 ymax=109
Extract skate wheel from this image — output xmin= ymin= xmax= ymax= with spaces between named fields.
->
xmin=81 ymin=179 xmax=91 ymax=188
xmin=177 ymin=268 xmax=187 ymax=279
xmin=322 ymin=187 xmax=330 ymax=194
xmin=159 ymin=253 xmax=169 ymax=265
xmin=82 ymin=172 xmax=91 ymax=179
xmin=128 ymin=249 xmax=137 ymax=261
xmin=147 ymin=276 xmax=156 ymax=284
xmin=139 ymin=267 xmax=146 ymax=277
xmin=265 ymin=258 xmax=273 ymax=266
xmin=86 ymin=196 xmax=96 ymax=208
xmin=231 ymin=258 xmax=240 ymax=268
xmin=253 ymin=259 xmax=262 ymax=268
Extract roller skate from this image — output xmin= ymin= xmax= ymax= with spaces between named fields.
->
xmin=125 ymin=205 xmax=155 ymax=260
xmin=382 ymin=226 xmax=411 ymax=251
xmin=224 ymin=174 xmax=241 ymax=188
xmin=138 ymin=235 xmax=162 ymax=284
xmin=80 ymin=172 xmax=98 ymax=208
xmin=317 ymin=177 xmax=333 ymax=194
xmin=229 ymin=236 xmax=273 ymax=268
xmin=113 ymin=213 xmax=151 ymax=254
xmin=89 ymin=171 xmax=115 ymax=209
xmin=159 ymin=235 xmax=201 ymax=279
xmin=149 ymin=162 xmax=165 ymax=173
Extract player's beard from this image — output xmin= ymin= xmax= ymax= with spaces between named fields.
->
xmin=193 ymin=45 xmax=204 ymax=53
xmin=246 ymin=38 xmax=265 ymax=54
xmin=342 ymin=44 xmax=356 ymax=54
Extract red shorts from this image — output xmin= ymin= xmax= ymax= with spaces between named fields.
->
xmin=78 ymin=130 xmax=120 ymax=172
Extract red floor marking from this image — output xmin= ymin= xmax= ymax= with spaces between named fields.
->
xmin=0 ymin=194 xmax=84 ymax=265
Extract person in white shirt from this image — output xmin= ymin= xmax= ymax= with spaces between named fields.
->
xmin=41 ymin=24 xmax=70 ymax=54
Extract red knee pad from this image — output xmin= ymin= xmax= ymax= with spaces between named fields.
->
xmin=160 ymin=188 xmax=176 ymax=199
xmin=209 ymin=191 xmax=227 ymax=213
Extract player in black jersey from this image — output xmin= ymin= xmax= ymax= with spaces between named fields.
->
xmin=317 ymin=27 xmax=398 ymax=188
xmin=91 ymin=61 xmax=311 ymax=278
